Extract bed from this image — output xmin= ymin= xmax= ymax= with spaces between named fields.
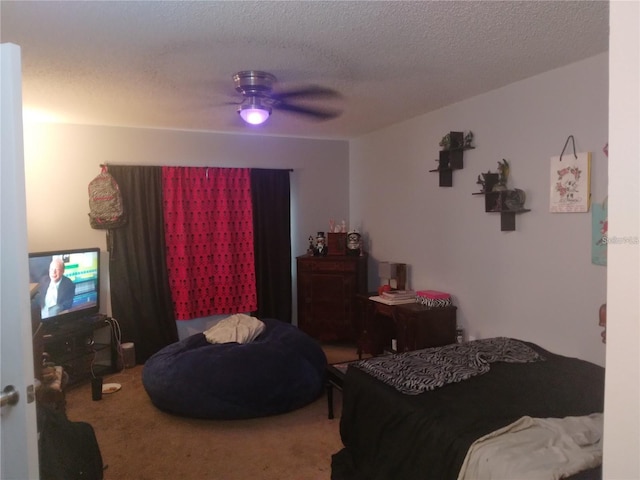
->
xmin=331 ymin=338 xmax=605 ymax=480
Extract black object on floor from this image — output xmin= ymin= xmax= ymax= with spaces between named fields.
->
xmin=38 ymin=405 xmax=104 ymax=480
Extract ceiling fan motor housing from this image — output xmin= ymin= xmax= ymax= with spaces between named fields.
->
xmin=233 ymin=71 xmax=276 ymax=96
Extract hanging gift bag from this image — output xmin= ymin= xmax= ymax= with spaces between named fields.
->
xmin=549 ymin=136 xmax=591 ymax=213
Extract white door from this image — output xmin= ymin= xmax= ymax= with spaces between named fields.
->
xmin=0 ymin=42 xmax=40 ymax=480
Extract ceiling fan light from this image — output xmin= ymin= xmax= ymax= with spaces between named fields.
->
xmin=238 ymin=98 xmax=271 ymax=125
xmin=239 ymin=107 xmax=270 ymax=125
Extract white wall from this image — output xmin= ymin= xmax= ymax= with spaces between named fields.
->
xmin=23 ymin=56 xmax=612 ymax=364
xmin=22 ymin=123 xmax=349 ymax=328
xmin=603 ymin=1 xmax=639 ymax=478
xmin=350 ymin=53 xmax=608 ymax=366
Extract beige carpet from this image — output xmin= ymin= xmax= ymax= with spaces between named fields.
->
xmin=64 ymin=343 xmax=361 ymax=480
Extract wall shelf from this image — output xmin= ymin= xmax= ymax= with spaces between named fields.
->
xmin=473 ymin=189 xmax=530 ymax=231
xmin=429 ymin=131 xmax=474 ymax=187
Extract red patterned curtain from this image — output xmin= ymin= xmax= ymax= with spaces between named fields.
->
xmin=162 ymin=167 xmax=257 ymax=319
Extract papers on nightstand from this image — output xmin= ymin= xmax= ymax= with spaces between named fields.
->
xmin=369 ymin=295 xmax=416 ymax=306
xmin=381 ymin=289 xmax=416 ymax=300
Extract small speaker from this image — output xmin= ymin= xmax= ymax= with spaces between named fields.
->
xmin=121 ymin=342 xmax=136 ymax=368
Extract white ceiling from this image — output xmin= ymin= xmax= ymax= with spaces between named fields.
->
xmin=1 ymin=1 xmax=609 ymax=140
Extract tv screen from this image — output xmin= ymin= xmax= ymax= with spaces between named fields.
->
xmin=28 ymin=247 xmax=101 ymax=329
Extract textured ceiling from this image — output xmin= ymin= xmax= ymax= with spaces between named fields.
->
xmin=1 ymin=1 xmax=609 ymax=140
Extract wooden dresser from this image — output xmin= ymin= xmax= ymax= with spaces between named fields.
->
xmin=296 ymin=253 xmax=368 ymax=342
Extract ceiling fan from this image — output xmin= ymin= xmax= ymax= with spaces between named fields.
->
xmin=231 ymin=70 xmax=342 ymax=125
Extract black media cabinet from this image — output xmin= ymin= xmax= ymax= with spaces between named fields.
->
xmin=38 ymin=316 xmax=115 ymax=387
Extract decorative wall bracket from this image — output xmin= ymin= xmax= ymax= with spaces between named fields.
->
xmin=429 ymin=131 xmax=474 ymax=187
xmin=473 ymin=160 xmax=530 ymax=231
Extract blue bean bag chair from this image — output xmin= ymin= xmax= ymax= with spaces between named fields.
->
xmin=142 ymin=318 xmax=327 ymax=419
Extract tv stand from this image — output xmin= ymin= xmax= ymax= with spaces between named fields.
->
xmin=37 ymin=315 xmax=115 ymax=387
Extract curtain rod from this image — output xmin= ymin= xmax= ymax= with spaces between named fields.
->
xmin=101 ymin=164 xmax=293 ymax=172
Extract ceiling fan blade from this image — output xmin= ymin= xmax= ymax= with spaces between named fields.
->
xmin=270 ymin=85 xmax=341 ymax=101
xmin=273 ymin=102 xmax=341 ymax=120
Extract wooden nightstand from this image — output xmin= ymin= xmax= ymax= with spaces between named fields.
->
xmin=393 ymin=303 xmax=457 ymax=353
xmin=355 ymin=295 xmax=457 ymax=356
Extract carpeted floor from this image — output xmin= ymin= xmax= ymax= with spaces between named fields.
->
xmin=64 ymin=342 xmax=361 ymax=480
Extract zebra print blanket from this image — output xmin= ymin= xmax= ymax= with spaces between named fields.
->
xmin=355 ymin=337 xmax=544 ymax=395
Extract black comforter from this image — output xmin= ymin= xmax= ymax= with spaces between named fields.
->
xmin=332 ymin=341 xmax=605 ymax=480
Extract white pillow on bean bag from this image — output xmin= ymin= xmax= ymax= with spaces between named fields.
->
xmin=204 ymin=314 xmax=265 ymax=344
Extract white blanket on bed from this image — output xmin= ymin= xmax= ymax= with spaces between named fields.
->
xmin=203 ymin=314 xmax=265 ymax=344
xmin=457 ymin=413 xmax=603 ymax=480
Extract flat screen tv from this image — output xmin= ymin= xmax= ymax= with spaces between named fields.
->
xmin=28 ymin=247 xmax=101 ymax=331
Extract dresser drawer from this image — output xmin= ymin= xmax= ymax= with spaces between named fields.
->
xmin=298 ymin=258 xmax=357 ymax=273
xmin=372 ymin=301 xmax=394 ymax=318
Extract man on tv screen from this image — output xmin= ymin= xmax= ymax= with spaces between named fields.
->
xmin=40 ymin=257 xmax=75 ymax=318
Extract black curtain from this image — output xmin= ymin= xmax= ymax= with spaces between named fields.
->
xmin=105 ymin=166 xmax=291 ymax=362
xmin=251 ymin=169 xmax=292 ymax=323
xmin=107 ymin=165 xmax=178 ymax=363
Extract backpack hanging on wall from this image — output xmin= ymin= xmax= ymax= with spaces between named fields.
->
xmin=88 ymin=165 xmax=126 ymax=229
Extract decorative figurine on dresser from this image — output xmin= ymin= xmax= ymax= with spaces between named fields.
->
xmin=346 ymin=230 xmax=362 ymax=256
xmin=307 ymin=236 xmax=315 ymax=255
xmin=313 ymin=232 xmax=328 ymax=256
